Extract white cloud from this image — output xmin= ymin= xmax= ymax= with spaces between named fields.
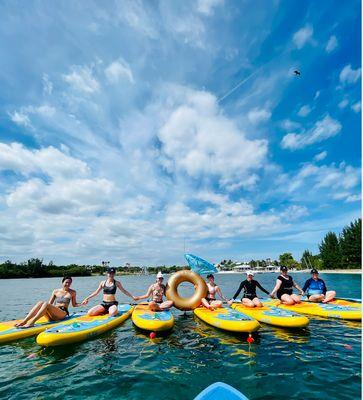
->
xmin=281 ymin=119 xmax=301 ymax=131
xmin=197 ymin=0 xmax=223 ymax=16
xmin=293 ymin=25 xmax=313 ymax=49
xmin=338 ymin=98 xmax=349 ymax=109
xmin=287 ymin=162 xmax=360 ymax=195
xmin=314 ymin=91 xmax=320 ymax=100
xmin=325 ymin=35 xmax=338 ymax=53
xmin=105 ymin=59 xmax=134 ymax=84
xmin=351 ymin=101 xmax=361 ymax=113
xmin=0 ymin=142 xmax=89 ymax=179
xmin=42 ymin=74 xmax=53 ymax=95
xmin=339 ymin=64 xmax=361 ymax=85
xmin=314 ymin=151 xmax=327 ymax=161
xmin=157 ymin=87 xmax=268 ymax=189
xmin=63 ymin=65 xmax=100 ymax=93
xmin=281 ymin=115 xmax=341 ymax=150
xmin=345 ymin=194 xmax=361 ymax=203
xmin=9 ymin=111 xmax=31 ymax=127
xmin=281 ymin=205 xmax=309 ymax=220
xmin=297 ymin=105 xmax=311 ymax=117
xmin=247 ymin=108 xmax=271 ymax=124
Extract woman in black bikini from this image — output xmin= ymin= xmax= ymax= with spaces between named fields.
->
xmin=16 ymin=276 xmax=80 ymax=328
xmin=270 ymin=266 xmax=304 ymax=305
xmin=82 ymin=267 xmax=136 ymax=316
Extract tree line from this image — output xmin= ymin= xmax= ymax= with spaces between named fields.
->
xmin=0 ymin=259 xmax=190 ymax=279
xmin=218 ymin=218 xmax=361 ymax=271
xmin=0 ymin=219 xmax=360 ymax=278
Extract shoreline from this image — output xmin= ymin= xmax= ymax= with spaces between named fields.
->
xmin=218 ymin=269 xmax=362 ymax=275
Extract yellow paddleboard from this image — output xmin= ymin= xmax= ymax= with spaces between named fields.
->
xmin=36 ymin=304 xmax=133 ymax=346
xmin=132 ymin=304 xmax=174 ymax=332
xmin=265 ymin=299 xmax=361 ymax=320
xmin=194 ymin=307 xmax=260 ymax=333
xmin=0 ymin=314 xmax=79 ymax=345
xmin=231 ymin=303 xmax=309 ymax=328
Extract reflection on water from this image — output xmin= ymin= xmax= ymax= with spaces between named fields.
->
xmin=0 ymin=274 xmax=361 ymax=400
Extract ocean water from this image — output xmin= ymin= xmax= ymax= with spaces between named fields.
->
xmin=0 ymin=273 xmax=361 ymax=400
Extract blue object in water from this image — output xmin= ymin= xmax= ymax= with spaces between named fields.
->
xmin=194 ymin=382 xmax=249 ymax=400
xmin=185 ymin=254 xmax=218 ymax=275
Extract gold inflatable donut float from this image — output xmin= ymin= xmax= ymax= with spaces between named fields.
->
xmin=166 ymin=270 xmax=207 ymax=311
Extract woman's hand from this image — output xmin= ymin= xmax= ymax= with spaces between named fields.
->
xmin=269 ymin=293 xmax=275 ymax=299
xmin=227 ymin=299 xmax=234 ymax=306
xmin=133 ymin=296 xmax=139 ymax=301
xmin=81 ymin=299 xmax=89 ymax=305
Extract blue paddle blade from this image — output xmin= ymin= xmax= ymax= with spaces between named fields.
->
xmin=184 ymin=254 xmax=218 ymax=275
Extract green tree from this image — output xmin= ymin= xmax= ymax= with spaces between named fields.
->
xmin=301 ymin=250 xmax=313 ymax=269
xmin=319 ymin=232 xmax=340 ymax=269
xmin=340 ymin=218 xmax=362 ymax=268
xmin=279 ymin=253 xmax=296 ymax=268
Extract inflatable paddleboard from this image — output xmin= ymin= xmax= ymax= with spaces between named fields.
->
xmin=36 ymin=304 xmax=133 ymax=346
xmin=0 ymin=314 xmax=79 ymax=345
xmin=194 ymin=382 xmax=249 ymax=400
xmin=231 ymin=302 xmax=309 ymax=328
xmin=194 ymin=307 xmax=260 ymax=333
xmin=132 ymin=303 xmax=174 ymax=332
xmin=265 ymin=299 xmax=361 ymax=320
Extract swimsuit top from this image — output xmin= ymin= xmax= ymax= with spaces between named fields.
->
xmin=302 ymin=278 xmax=327 ymax=295
xmin=55 ymin=293 xmax=71 ymax=306
xmin=151 ymin=283 xmax=165 ymax=302
xmin=206 ymin=283 xmax=217 ymax=300
xmin=277 ymin=275 xmax=293 ymax=295
xmin=232 ymin=280 xmax=269 ymax=300
xmin=103 ymin=280 xmax=117 ymax=295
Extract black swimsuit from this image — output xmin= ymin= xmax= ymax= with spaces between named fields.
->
xmin=276 ymin=275 xmax=293 ymax=299
xmin=101 ymin=280 xmax=118 ymax=311
xmin=232 ymin=280 xmax=269 ymax=301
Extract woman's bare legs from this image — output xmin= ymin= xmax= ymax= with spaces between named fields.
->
xmin=15 ymin=301 xmax=45 ymax=327
xmin=242 ymin=298 xmax=255 ymax=308
xmin=21 ymin=303 xmax=67 ymax=328
xmin=87 ymin=305 xmax=107 ymax=316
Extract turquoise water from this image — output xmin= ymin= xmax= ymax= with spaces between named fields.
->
xmin=0 ymin=273 xmax=361 ymax=400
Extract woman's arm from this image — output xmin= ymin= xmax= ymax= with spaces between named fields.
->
xmin=231 ymin=282 xmax=244 ymax=300
xmin=82 ymin=282 xmax=104 ymax=304
xmin=117 ymin=281 xmax=136 ymax=300
xmin=216 ymin=286 xmax=229 ymax=302
xmin=256 ymin=281 xmax=270 ymax=295
xmin=48 ymin=290 xmax=56 ymax=305
xmin=293 ymin=280 xmax=304 ymax=294
xmin=71 ymin=290 xmax=82 ymax=307
xmin=270 ymin=280 xmax=282 ymax=297
xmin=134 ymin=285 xmax=153 ymax=300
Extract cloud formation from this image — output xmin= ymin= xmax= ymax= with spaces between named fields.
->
xmin=281 ymin=115 xmax=342 ymax=150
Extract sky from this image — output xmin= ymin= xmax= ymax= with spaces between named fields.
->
xmin=0 ymin=0 xmax=361 ymax=266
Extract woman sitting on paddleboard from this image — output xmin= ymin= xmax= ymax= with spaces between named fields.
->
xmin=270 ymin=266 xmax=304 ymax=305
xmin=134 ymin=271 xmax=174 ymax=311
xmin=82 ymin=267 xmax=136 ymax=316
xmin=16 ymin=276 xmax=81 ymax=328
xmin=302 ymin=269 xmax=336 ymax=303
xmin=201 ymin=274 xmax=229 ymax=310
xmin=228 ymin=271 xmax=270 ymax=307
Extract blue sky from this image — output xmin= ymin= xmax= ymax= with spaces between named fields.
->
xmin=0 ymin=0 xmax=361 ymax=265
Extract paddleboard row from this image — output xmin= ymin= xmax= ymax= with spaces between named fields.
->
xmin=0 ymin=299 xmax=361 ymax=346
